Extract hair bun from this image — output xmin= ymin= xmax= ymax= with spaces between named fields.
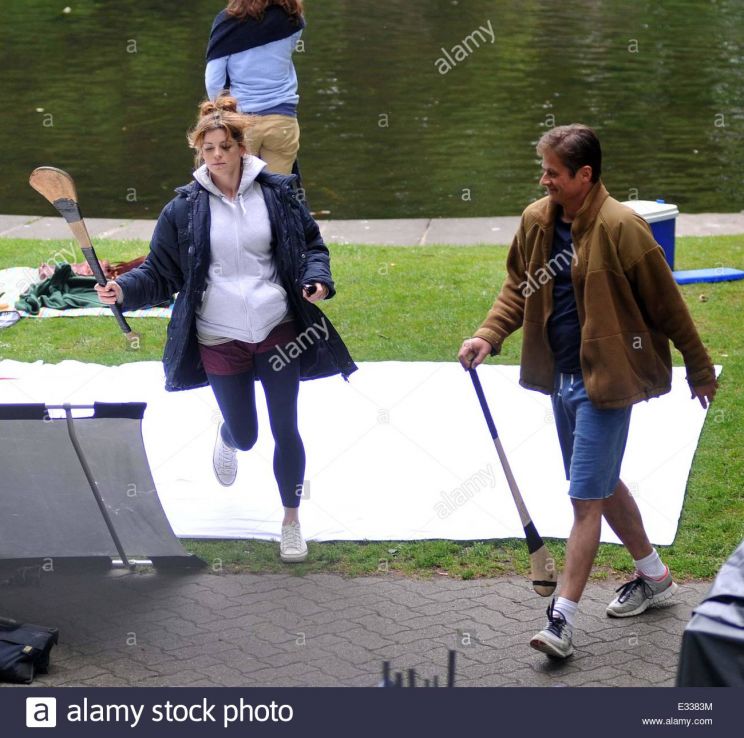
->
xmin=199 ymin=94 xmax=239 ymax=118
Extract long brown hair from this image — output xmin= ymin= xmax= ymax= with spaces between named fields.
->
xmin=187 ymin=95 xmax=249 ymax=167
xmin=226 ymin=0 xmax=304 ymax=22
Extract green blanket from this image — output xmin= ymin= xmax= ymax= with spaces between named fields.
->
xmin=15 ymin=264 xmax=101 ymax=314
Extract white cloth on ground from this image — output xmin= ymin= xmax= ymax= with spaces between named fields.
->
xmin=0 ymin=360 xmax=720 ymax=545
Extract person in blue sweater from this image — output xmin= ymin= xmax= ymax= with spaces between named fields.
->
xmin=205 ymin=0 xmax=305 ymax=175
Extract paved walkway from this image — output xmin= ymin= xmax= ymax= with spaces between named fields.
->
xmin=1 ymin=569 xmax=707 ymax=687
xmin=1 ymin=213 xmax=744 ymax=246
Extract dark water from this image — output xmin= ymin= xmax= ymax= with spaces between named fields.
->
xmin=2 ymin=0 xmax=743 ymax=220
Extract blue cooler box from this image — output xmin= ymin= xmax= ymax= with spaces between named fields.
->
xmin=622 ymin=200 xmax=679 ymax=269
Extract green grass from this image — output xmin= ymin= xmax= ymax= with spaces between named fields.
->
xmin=1 ymin=235 xmax=742 ymax=580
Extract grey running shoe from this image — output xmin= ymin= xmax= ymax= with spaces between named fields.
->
xmin=606 ymin=568 xmax=678 ymax=618
xmin=530 ymin=599 xmax=574 ymax=659
xmin=213 ymin=421 xmax=238 ymax=487
xmin=280 ymin=521 xmax=308 ymax=562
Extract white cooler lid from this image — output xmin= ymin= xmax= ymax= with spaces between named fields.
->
xmin=622 ymin=200 xmax=679 ymax=223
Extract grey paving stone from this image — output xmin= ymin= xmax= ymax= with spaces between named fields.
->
xmin=142 ymin=655 xmax=226 ymax=677
xmin=380 ymin=624 xmax=454 ymax=645
xmin=330 ymin=627 xmax=395 ymax=651
xmin=160 ymin=619 xmax=215 ymax=638
xmin=298 ymin=618 xmax=359 ymax=638
xmin=304 ymin=655 xmax=370 ymax=681
xmin=198 ymin=663 xmax=266 ymax=686
xmin=398 ymin=608 xmax=483 ymax=630
xmin=224 ymin=638 xmax=283 ymax=661
xmin=349 ymin=613 xmax=415 ymax=636
xmin=567 ymin=665 xmax=636 ymax=687
xmin=373 ymin=589 xmax=440 ymax=611
xmin=76 ymin=673 xmax=138 ymax=687
xmin=41 ymin=664 xmax=109 ymax=682
xmin=102 ymin=658 xmax=163 ymax=680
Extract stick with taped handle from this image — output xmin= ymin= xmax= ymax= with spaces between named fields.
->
xmin=29 ymin=166 xmax=138 ymax=344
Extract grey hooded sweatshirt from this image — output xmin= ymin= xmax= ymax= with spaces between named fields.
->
xmin=193 ymin=155 xmax=291 ymax=345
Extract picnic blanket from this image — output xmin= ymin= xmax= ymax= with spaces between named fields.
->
xmin=0 ymin=266 xmax=170 ymax=321
xmin=19 ymin=306 xmax=173 ymax=319
xmin=15 ymin=264 xmax=100 ymax=314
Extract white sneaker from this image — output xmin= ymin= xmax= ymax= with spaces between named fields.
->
xmin=280 ymin=521 xmax=308 ymax=562
xmin=212 ymin=421 xmax=237 ymax=487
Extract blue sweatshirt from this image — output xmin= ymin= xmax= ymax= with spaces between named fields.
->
xmin=205 ymin=29 xmax=303 ymax=115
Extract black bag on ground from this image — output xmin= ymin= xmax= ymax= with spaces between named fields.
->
xmin=0 ymin=617 xmax=59 ymax=684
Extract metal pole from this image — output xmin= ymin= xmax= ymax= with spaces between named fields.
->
xmin=63 ymin=404 xmax=132 ymax=569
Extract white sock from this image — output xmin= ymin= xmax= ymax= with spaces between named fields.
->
xmin=634 ymin=548 xmax=667 ymax=580
xmin=553 ymin=597 xmax=578 ymax=628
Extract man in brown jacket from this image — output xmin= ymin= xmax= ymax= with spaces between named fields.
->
xmin=458 ymin=124 xmax=717 ymax=659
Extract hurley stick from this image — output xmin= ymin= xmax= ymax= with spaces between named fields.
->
xmin=468 ymin=367 xmax=557 ymax=596
xmin=29 ymin=166 xmax=138 ymax=345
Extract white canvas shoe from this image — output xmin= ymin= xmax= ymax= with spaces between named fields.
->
xmin=212 ymin=421 xmax=237 ymax=487
xmin=280 ymin=521 xmax=308 ymax=562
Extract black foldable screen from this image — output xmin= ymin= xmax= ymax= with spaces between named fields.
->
xmin=0 ymin=403 xmax=189 ymax=560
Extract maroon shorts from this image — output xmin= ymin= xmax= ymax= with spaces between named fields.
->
xmin=198 ymin=322 xmax=298 ymax=376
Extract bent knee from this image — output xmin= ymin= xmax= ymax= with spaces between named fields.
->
xmin=230 ymin=430 xmax=258 ymax=451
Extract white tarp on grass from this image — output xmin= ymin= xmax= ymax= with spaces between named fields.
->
xmin=0 ymin=360 xmax=719 ymax=545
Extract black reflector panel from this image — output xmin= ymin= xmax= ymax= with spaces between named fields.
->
xmin=0 ymin=403 xmax=197 ymax=566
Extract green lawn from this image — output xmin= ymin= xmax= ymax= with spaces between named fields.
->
xmin=1 ymin=235 xmax=741 ymax=580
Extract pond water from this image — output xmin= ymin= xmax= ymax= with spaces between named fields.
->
xmin=2 ymin=0 xmax=743 ymax=220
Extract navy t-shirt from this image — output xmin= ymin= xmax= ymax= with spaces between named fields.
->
xmin=547 ymin=216 xmax=581 ymax=373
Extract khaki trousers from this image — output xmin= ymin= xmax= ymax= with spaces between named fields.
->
xmin=243 ymin=114 xmax=300 ymax=175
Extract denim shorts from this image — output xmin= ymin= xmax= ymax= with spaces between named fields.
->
xmin=551 ymin=372 xmax=632 ymax=500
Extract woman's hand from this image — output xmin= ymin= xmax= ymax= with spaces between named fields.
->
xmin=95 ymin=280 xmax=123 ymax=305
xmin=302 ymin=282 xmax=328 ymax=303
xmin=458 ymin=336 xmax=492 ymax=370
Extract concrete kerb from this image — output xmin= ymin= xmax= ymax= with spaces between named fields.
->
xmin=3 ymin=213 xmax=744 ymax=246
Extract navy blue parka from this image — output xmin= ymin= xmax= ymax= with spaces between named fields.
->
xmin=117 ymin=170 xmax=357 ymax=391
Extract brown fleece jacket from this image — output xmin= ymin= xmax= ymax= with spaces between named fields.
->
xmin=474 ymin=181 xmax=716 ymax=409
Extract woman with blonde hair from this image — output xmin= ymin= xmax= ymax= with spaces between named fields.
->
xmin=205 ymin=0 xmax=305 ymax=175
xmin=96 ymin=95 xmax=356 ymax=562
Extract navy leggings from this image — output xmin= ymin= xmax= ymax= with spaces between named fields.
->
xmin=207 ymin=353 xmax=305 ymax=509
